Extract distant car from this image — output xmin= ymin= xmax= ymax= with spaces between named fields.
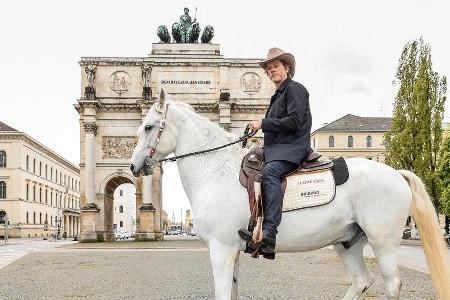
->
xmin=73 ymin=235 xmax=79 ymax=241
xmin=402 ymin=228 xmax=411 ymax=239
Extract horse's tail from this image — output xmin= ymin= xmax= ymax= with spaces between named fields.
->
xmin=398 ymin=170 xmax=450 ymax=299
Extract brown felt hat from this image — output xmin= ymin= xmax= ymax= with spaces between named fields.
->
xmin=258 ymin=47 xmax=296 ymax=77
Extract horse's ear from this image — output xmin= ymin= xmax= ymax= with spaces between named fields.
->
xmin=156 ymin=88 xmax=167 ymax=113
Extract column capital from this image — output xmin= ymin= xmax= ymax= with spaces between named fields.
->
xmin=83 ymin=122 xmax=98 ymax=134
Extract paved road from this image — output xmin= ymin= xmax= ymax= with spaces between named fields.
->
xmin=0 ymin=238 xmax=436 ymax=299
xmin=0 ymin=238 xmax=74 ymax=269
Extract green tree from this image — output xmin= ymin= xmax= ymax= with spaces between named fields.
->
xmin=384 ymin=38 xmax=447 ymax=209
xmin=437 ymin=135 xmax=450 ymax=233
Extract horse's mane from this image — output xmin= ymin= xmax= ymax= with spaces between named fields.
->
xmin=173 ymin=102 xmax=238 ymax=143
xmin=137 ymin=101 xmax=240 ymax=145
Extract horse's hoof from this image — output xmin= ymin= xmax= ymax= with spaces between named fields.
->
xmin=262 ymin=252 xmax=275 ymax=260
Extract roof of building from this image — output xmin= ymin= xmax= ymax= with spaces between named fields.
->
xmin=0 ymin=121 xmax=18 ymax=132
xmin=313 ymin=114 xmax=392 ymax=133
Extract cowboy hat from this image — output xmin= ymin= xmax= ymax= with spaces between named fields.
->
xmin=258 ymin=47 xmax=296 ymax=77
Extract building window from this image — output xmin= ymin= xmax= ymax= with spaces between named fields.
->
xmin=50 ymin=192 xmax=53 ymax=206
xmin=45 ymin=189 xmax=48 ymax=204
xmin=0 ymin=181 xmax=6 ymax=199
xmin=120 ymin=190 xmax=123 ymax=196
xmin=33 ymin=186 xmax=36 ymax=201
xmin=26 ymin=155 xmax=29 ymax=171
xmin=348 ymin=136 xmax=353 ymax=148
xmin=39 ymin=212 xmax=42 ymax=224
xmin=64 ymin=175 xmax=66 ymax=186
xmin=60 ymin=173 xmax=62 ymax=185
xmin=33 ymin=212 xmax=36 ymax=224
xmin=328 ymin=136 xmax=334 ymax=148
xmin=26 ymin=212 xmax=29 ymax=224
xmin=45 ymin=165 xmax=48 ymax=178
xmin=39 ymin=187 xmax=42 ymax=202
xmin=0 ymin=150 xmax=6 ymax=167
xmin=366 ymin=136 xmax=372 ymax=148
xmin=45 ymin=213 xmax=48 ymax=223
xmin=50 ymin=215 xmax=53 ymax=226
xmin=119 ymin=205 xmax=124 ymax=213
xmin=50 ymin=167 xmax=53 ymax=181
xmin=39 ymin=162 xmax=42 ymax=176
xmin=33 ymin=159 xmax=36 ymax=173
xmin=120 ymin=221 xmax=123 ymax=228
xmin=55 ymin=170 xmax=57 ymax=183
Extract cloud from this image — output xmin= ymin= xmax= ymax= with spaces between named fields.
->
xmin=343 ymin=81 xmax=372 ymax=95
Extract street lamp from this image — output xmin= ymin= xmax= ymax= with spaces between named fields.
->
xmin=54 ymin=209 xmax=62 ymax=241
xmin=2 ymin=215 xmax=9 ymax=245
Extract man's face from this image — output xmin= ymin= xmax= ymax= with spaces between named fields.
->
xmin=266 ymin=60 xmax=289 ymax=85
xmin=184 ymin=8 xmax=189 ymax=14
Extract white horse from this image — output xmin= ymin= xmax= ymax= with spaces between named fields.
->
xmin=130 ymin=90 xmax=450 ymax=300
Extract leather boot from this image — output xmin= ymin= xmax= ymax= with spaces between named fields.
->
xmin=238 ymin=228 xmax=253 ymax=242
xmin=260 ymin=230 xmax=276 ymax=254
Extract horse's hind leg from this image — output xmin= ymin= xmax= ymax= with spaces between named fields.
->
xmin=334 ymin=236 xmax=375 ymax=300
xmin=371 ymin=246 xmax=401 ymax=299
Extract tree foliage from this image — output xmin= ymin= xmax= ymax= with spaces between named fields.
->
xmin=384 ymin=38 xmax=447 ymax=209
xmin=437 ymin=135 xmax=450 ymax=216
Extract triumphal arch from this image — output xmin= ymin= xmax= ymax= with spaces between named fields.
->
xmin=75 ymin=10 xmax=274 ymax=242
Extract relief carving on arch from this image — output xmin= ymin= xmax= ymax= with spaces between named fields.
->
xmin=102 ymin=137 xmax=137 ymax=159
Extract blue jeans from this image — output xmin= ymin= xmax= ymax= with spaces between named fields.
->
xmin=262 ymin=160 xmax=299 ymax=234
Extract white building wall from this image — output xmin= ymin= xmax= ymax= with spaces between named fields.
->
xmin=113 ymin=184 xmax=136 ymax=234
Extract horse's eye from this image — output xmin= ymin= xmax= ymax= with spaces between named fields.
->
xmin=145 ymin=125 xmax=153 ymax=131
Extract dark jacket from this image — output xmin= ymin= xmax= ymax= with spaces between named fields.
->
xmin=261 ymin=77 xmax=312 ymax=164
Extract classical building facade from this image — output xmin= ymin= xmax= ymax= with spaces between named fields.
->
xmin=75 ymin=43 xmax=272 ymax=242
xmin=311 ymin=114 xmax=392 ymax=162
xmin=113 ymin=184 xmax=136 ymax=235
xmin=0 ymin=121 xmax=80 ymax=238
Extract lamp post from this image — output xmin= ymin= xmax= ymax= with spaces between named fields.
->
xmin=54 ymin=209 xmax=62 ymax=241
xmin=2 ymin=215 xmax=9 ymax=245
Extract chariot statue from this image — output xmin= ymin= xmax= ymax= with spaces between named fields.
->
xmin=157 ymin=7 xmax=214 ymax=44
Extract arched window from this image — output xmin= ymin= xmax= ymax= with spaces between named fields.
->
xmin=26 ymin=155 xmax=29 ymax=171
xmin=33 ymin=159 xmax=36 ymax=173
xmin=348 ymin=136 xmax=353 ymax=148
xmin=120 ymin=190 xmax=123 ymax=196
xmin=26 ymin=183 xmax=29 ymax=200
xmin=119 ymin=205 xmax=124 ymax=213
xmin=120 ymin=221 xmax=123 ymax=228
xmin=0 ymin=181 xmax=6 ymax=199
xmin=33 ymin=212 xmax=36 ymax=224
xmin=0 ymin=150 xmax=6 ymax=167
xmin=328 ymin=136 xmax=334 ymax=148
xmin=366 ymin=136 xmax=372 ymax=148
xmin=26 ymin=212 xmax=29 ymax=224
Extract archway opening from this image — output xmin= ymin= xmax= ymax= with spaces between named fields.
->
xmin=103 ymin=175 xmax=135 ymax=241
xmin=113 ymin=183 xmax=136 ymax=240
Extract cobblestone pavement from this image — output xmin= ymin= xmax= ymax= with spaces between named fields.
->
xmin=0 ymin=239 xmax=435 ymax=300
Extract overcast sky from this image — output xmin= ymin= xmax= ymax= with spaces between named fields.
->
xmin=1 ymin=0 xmax=449 ymax=221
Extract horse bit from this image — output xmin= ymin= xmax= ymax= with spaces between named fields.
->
xmin=142 ymin=103 xmax=257 ymax=176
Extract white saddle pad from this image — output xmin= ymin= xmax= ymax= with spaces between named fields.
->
xmin=254 ymin=170 xmax=336 ymax=212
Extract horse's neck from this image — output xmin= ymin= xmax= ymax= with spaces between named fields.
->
xmin=171 ymin=107 xmax=245 ymax=203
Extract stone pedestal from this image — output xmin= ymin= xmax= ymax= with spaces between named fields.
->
xmin=80 ymin=204 xmax=100 ymax=242
xmin=135 ymin=203 xmax=161 ymax=241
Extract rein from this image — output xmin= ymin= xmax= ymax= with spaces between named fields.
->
xmin=143 ymin=104 xmax=257 ymax=172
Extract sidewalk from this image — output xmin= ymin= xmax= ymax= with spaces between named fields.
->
xmin=400 ymin=239 xmax=422 ymax=246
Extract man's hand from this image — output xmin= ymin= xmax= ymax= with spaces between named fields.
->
xmin=249 ymin=120 xmax=262 ymax=132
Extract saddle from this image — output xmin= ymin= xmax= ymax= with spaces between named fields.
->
xmin=239 ymin=147 xmax=349 ymax=257
xmin=239 ymin=148 xmax=332 ymax=214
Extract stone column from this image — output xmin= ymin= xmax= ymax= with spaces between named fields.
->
xmin=80 ymin=122 xmax=100 ymax=242
xmin=219 ymin=90 xmax=231 ymax=131
xmin=152 ymin=166 xmax=163 ymax=240
xmin=135 ymin=176 xmax=157 ymax=241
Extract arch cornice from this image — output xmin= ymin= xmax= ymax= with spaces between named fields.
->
xmin=98 ymin=171 xmax=137 ymax=195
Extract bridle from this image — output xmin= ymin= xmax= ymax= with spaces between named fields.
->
xmin=141 ymin=103 xmax=257 ymax=176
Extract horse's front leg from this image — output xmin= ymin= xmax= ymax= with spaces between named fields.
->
xmin=209 ymin=241 xmax=241 ymax=300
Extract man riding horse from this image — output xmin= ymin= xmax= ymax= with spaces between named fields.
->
xmin=238 ymin=47 xmax=312 ymax=257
